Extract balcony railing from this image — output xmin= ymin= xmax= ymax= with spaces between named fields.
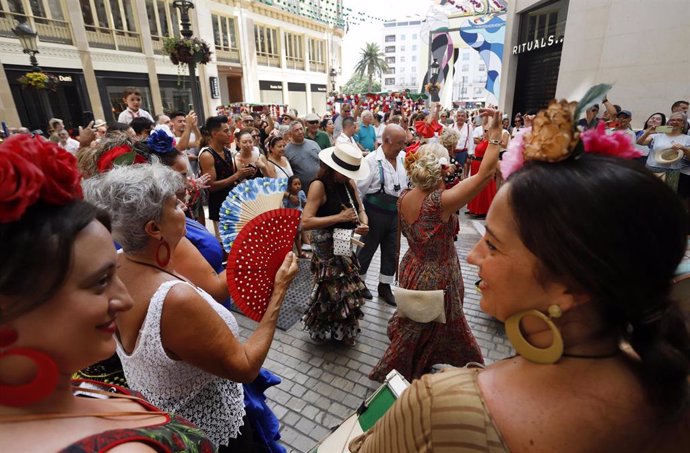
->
xmin=257 ymin=53 xmax=280 ymax=68
xmin=151 ymin=36 xmax=165 ymax=54
xmin=85 ymin=26 xmax=142 ymax=52
xmin=285 ymin=56 xmax=304 ymax=70
xmin=215 ymin=47 xmax=240 ymax=64
xmin=0 ymin=12 xmax=73 ymax=45
xmin=309 ymin=61 xmax=326 ymax=73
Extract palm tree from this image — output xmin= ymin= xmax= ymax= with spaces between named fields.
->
xmin=353 ymin=43 xmax=388 ymax=93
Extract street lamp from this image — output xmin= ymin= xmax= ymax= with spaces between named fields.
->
xmin=172 ymin=0 xmax=204 ymax=122
xmin=428 ymin=58 xmax=440 ymax=103
xmin=329 ymin=67 xmax=338 ymax=96
xmin=430 ymin=59 xmax=439 ymax=83
xmin=12 ymin=22 xmax=40 ymax=71
xmin=12 ymin=21 xmax=53 ymax=122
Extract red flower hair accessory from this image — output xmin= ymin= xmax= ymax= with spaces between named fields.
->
xmin=414 ymin=119 xmax=444 ymax=139
xmin=96 ymin=145 xmax=147 ymax=173
xmin=580 ymin=122 xmax=641 ymax=159
xmin=0 ymin=135 xmax=82 ymax=223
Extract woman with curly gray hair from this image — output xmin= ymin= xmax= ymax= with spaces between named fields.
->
xmin=84 ymin=163 xmax=299 ymax=452
xmin=369 ymin=109 xmax=503 ymax=383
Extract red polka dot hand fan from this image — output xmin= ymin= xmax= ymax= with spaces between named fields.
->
xmin=226 ymin=208 xmax=301 ymax=321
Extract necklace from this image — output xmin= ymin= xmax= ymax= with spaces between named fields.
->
xmin=124 ymin=257 xmax=185 ymax=283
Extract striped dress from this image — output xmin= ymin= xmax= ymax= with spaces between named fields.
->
xmin=349 ymin=368 xmax=509 ymax=453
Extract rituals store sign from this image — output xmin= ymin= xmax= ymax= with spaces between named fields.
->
xmin=512 ymin=35 xmax=564 ymax=55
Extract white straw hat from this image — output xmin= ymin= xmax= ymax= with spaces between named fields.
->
xmin=318 ymin=143 xmax=370 ymax=180
xmin=656 ymin=148 xmax=683 ymax=165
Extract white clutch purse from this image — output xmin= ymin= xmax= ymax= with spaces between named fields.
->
xmin=333 ymin=228 xmax=353 ymax=256
xmin=393 ymin=286 xmax=446 ymax=324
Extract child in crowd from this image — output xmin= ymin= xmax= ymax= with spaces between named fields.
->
xmin=117 ymin=87 xmax=154 ymax=124
xmin=283 ymin=175 xmax=309 ymax=257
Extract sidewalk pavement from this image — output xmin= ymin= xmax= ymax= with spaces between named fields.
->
xmin=232 ymin=213 xmax=514 ymax=452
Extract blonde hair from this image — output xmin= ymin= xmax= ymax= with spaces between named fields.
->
xmin=404 ymin=144 xmax=445 ymax=191
xmin=439 ymin=127 xmax=459 ymax=153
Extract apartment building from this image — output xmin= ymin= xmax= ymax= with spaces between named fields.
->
xmin=0 ymin=0 xmax=343 ymax=131
xmin=451 ymin=45 xmax=488 ymax=106
xmin=380 ymin=20 xmax=422 ymax=93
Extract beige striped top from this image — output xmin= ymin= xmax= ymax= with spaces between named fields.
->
xmin=349 ymin=368 xmax=509 ymax=453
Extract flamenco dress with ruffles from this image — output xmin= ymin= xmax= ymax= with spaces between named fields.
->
xmin=369 ymin=189 xmax=484 ymax=382
xmin=467 ymin=139 xmax=497 ymax=216
xmin=302 ymin=180 xmax=367 ymax=345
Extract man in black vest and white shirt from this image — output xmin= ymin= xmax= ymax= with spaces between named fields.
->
xmin=356 ymin=124 xmax=407 ymax=306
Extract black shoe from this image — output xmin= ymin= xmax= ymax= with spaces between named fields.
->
xmin=377 ymin=283 xmax=397 ymax=307
xmin=361 ymin=284 xmax=373 ymax=300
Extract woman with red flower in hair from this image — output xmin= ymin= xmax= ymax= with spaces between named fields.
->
xmin=0 ymin=135 xmax=216 ymax=451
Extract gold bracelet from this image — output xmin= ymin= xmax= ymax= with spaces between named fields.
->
xmin=488 ymin=139 xmax=501 ymax=145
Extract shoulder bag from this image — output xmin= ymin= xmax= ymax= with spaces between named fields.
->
xmin=392 ymin=193 xmax=445 ymax=323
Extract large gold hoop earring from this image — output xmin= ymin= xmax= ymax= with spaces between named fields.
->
xmin=505 ymin=306 xmax=563 ymax=364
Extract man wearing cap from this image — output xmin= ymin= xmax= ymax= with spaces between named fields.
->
xmin=608 ymin=110 xmax=637 ymax=146
xmin=284 ymin=121 xmax=322 ymax=194
xmin=304 ymin=113 xmax=331 ymax=150
xmin=355 ymin=124 xmax=407 ymax=305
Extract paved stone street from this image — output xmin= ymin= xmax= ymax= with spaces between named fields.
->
xmin=233 ymin=213 xmax=514 ymax=452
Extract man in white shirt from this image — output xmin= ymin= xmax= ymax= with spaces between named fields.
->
xmin=56 ymin=130 xmax=80 ymax=155
xmin=356 ymin=124 xmax=408 ymax=306
xmin=450 ymin=110 xmax=473 ymax=178
xmin=336 ymin=117 xmax=357 ymax=145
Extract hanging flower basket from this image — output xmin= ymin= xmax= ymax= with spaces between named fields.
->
xmin=17 ymin=71 xmax=60 ymax=91
xmin=163 ymin=36 xmax=213 ymax=65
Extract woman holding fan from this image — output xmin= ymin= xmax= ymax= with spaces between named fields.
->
xmin=301 ymin=143 xmax=370 ymax=346
xmin=84 ymin=163 xmax=298 ymax=452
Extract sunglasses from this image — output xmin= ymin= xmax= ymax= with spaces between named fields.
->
xmin=306 ymin=120 xmax=319 ymax=125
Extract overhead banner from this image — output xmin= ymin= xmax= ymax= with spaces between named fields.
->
xmin=424 ymin=14 xmax=506 ymax=105
xmin=458 ymin=14 xmax=506 ymax=104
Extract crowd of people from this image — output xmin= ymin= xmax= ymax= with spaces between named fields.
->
xmin=1 ymin=85 xmax=690 ymax=452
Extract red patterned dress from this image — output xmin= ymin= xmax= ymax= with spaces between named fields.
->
xmin=369 ymin=189 xmax=484 ymax=383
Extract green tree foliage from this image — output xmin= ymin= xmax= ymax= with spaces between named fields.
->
xmin=342 ymin=74 xmax=381 ymax=94
xmin=353 ymin=42 xmax=388 ymax=93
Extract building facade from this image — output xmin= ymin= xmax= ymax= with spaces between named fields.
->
xmin=499 ymin=0 xmax=690 ymax=127
xmin=381 ymin=20 xmax=422 ymax=93
xmin=0 ymin=0 xmax=343 ymax=131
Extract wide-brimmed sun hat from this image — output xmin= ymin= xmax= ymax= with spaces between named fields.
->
xmin=656 ymin=148 xmax=683 ymax=165
xmin=319 ymin=142 xmax=370 ymax=180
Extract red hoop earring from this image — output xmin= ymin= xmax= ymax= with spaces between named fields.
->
xmin=155 ymin=238 xmax=171 ymax=268
xmin=0 ymin=328 xmax=59 ymax=407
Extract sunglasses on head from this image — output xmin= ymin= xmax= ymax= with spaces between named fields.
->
xmin=306 ymin=120 xmax=319 ymax=125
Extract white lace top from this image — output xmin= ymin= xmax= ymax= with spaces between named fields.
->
xmin=116 ymin=280 xmax=245 ymax=447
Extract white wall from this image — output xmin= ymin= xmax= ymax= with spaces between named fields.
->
xmin=555 ymin=0 xmax=690 ymax=127
xmin=501 ymin=0 xmax=690 ymax=128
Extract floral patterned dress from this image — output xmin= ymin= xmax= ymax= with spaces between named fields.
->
xmin=302 ymin=181 xmax=367 ymax=346
xmin=369 ymin=189 xmax=484 ymax=382
xmin=63 ymin=381 xmax=215 ymax=452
